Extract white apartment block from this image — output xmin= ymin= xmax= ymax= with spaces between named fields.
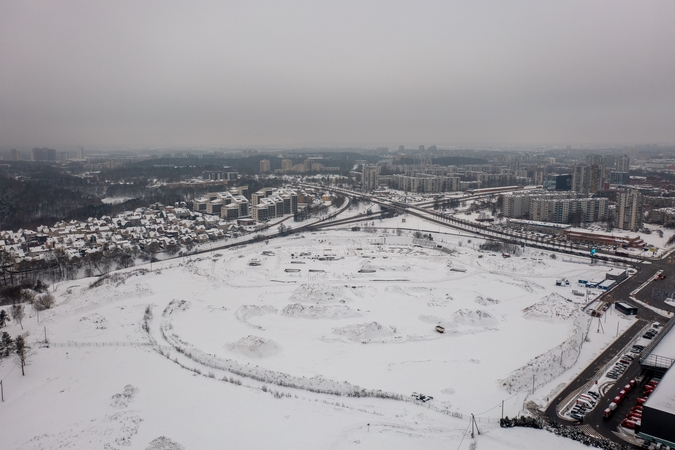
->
xmin=391 ymin=174 xmax=460 ymax=193
xmin=530 ymin=197 xmax=608 ymax=223
xmin=249 ymin=188 xmax=299 ymax=222
xmin=193 ymin=188 xmax=250 ymax=220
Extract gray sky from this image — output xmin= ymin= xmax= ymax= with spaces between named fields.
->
xmin=1 ymin=1 xmax=674 ymax=149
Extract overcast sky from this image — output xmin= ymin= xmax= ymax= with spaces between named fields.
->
xmin=1 ymin=1 xmax=674 ymax=150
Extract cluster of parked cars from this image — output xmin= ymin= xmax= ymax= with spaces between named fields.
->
xmin=607 ymin=354 xmax=634 ymax=380
xmin=569 ymin=391 xmax=600 ymax=421
xmin=643 ymin=327 xmax=660 ymax=340
xmin=630 ymin=344 xmax=645 ymax=354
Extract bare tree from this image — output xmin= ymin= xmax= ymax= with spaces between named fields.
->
xmin=34 ymin=292 xmax=55 ymax=311
xmin=11 ymin=303 xmax=25 ymax=329
xmin=15 ymin=334 xmax=31 ymax=376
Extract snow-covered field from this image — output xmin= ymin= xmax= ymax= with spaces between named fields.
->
xmin=0 ymin=227 xmax=637 ymax=449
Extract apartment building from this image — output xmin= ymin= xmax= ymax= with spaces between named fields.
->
xmin=193 ymin=189 xmax=250 ymax=220
xmin=530 ymin=197 xmax=608 ymax=223
xmin=249 ymin=187 xmax=299 ymax=222
xmin=617 ymin=189 xmax=644 ymax=231
xmin=391 ymin=174 xmax=460 ymax=193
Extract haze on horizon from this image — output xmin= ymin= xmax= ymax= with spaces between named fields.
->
xmin=1 ymin=1 xmax=674 ymax=150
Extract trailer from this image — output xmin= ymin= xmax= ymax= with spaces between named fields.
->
xmin=615 ymin=302 xmax=638 ymax=316
xmin=603 ymin=402 xmax=617 ymax=418
xmin=435 ymin=325 xmax=445 ymax=334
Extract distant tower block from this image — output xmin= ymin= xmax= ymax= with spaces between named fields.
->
xmin=77 ymin=146 xmax=84 ymax=159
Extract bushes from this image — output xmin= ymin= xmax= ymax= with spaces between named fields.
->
xmin=478 ymin=240 xmax=522 ymax=256
xmin=500 ymin=416 xmax=629 ymax=450
xmin=34 ymin=292 xmax=55 ymax=311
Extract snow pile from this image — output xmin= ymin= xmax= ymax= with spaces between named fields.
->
xmin=111 ymin=384 xmax=138 ymax=408
xmin=482 ymin=256 xmax=545 ymax=275
xmin=289 ymin=284 xmax=350 ymax=304
xmin=523 ymin=293 xmax=576 ymax=323
xmin=332 ymin=322 xmax=396 ymax=342
xmin=419 ymin=309 xmax=500 ymax=334
xmin=79 ymin=313 xmax=109 ymax=334
xmin=366 ymin=259 xmax=412 ymax=272
xmin=475 ymin=295 xmax=500 ymax=306
xmin=384 ymin=285 xmax=410 ymax=296
xmin=227 ymin=335 xmax=281 ymax=358
xmin=281 ymin=303 xmax=360 ymax=319
xmin=235 ymin=305 xmax=277 ymax=328
xmin=146 ymin=437 xmax=185 ymax=450
xmin=162 ymin=299 xmax=191 ymax=316
xmin=451 ymin=309 xmax=501 ymax=327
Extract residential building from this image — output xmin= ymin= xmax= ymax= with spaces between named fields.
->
xmin=572 ymin=164 xmax=589 ymax=194
xmin=617 ymin=189 xmax=644 ymax=231
xmin=609 ymin=172 xmax=630 ymax=185
xmin=617 ymin=155 xmax=630 ymax=172
xmin=501 ymin=194 xmax=532 ymax=218
xmin=259 ymin=159 xmax=271 ymax=173
xmin=362 ymin=165 xmax=378 ymax=190
xmin=531 ymin=197 xmax=608 ymax=224
xmin=32 ymin=147 xmax=57 ymax=161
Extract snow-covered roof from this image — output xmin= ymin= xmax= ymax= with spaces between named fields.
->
xmin=644 ymin=364 xmax=675 ymax=415
xmin=649 ymin=326 xmax=675 ymax=361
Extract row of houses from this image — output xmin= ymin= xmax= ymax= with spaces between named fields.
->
xmin=0 ymin=184 xmax=327 ymax=266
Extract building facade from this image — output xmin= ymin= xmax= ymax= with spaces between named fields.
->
xmin=617 ymin=189 xmax=644 ymax=231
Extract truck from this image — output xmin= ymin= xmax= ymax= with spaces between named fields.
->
xmin=603 ymin=402 xmax=617 ymax=418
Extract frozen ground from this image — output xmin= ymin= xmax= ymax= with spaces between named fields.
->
xmin=0 ymin=228 xmax=636 ymax=449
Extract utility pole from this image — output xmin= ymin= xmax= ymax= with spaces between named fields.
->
xmin=1 ymin=379 xmax=3 ymax=401
xmin=501 ymin=400 xmax=504 ymax=419
xmin=471 ymin=414 xmax=475 ymax=438
xmin=532 ymin=374 xmax=535 ymax=394
xmin=470 ymin=414 xmax=481 ymax=438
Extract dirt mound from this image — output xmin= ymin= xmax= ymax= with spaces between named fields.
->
xmin=281 ymin=303 xmax=359 ymax=319
xmin=227 ymin=335 xmax=281 ymax=358
xmin=162 ymin=299 xmax=190 ymax=317
xmin=289 ymin=284 xmax=351 ymax=304
xmin=523 ymin=293 xmax=576 ymax=323
xmin=332 ymin=322 xmax=396 ymax=342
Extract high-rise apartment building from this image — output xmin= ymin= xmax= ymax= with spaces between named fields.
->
xmin=618 ymin=189 xmax=644 ymax=231
xmin=362 ymin=165 xmax=378 ymax=190
xmin=259 ymin=159 xmax=271 ymax=173
xmin=617 ymin=155 xmax=630 ymax=172
xmin=31 ymin=147 xmax=57 ymax=161
xmin=572 ymin=164 xmax=589 ymax=194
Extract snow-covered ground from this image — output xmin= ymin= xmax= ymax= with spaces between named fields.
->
xmin=101 ymin=196 xmax=134 ymax=204
xmin=0 ymin=227 xmax=637 ymax=449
